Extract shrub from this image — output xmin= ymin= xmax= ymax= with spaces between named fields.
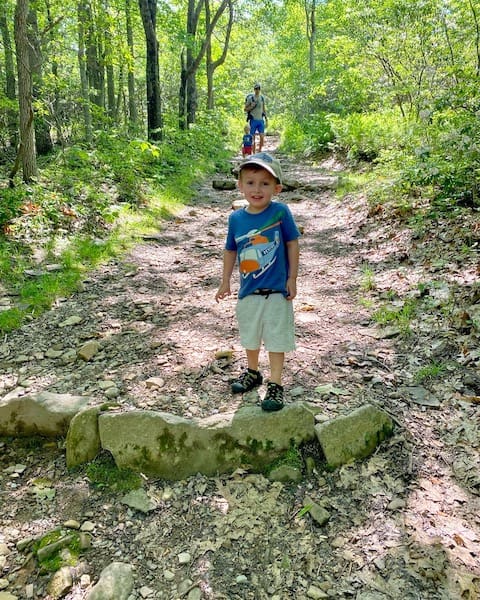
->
xmin=280 ymin=112 xmax=334 ymax=157
xmin=328 ymin=110 xmax=407 ymax=161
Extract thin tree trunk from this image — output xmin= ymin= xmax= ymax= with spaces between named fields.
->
xmin=125 ymin=0 xmax=138 ymax=127
xmin=180 ymin=0 xmax=229 ymax=127
xmin=85 ymin=2 xmax=104 ymax=109
xmin=139 ymin=0 xmax=162 ymax=140
xmin=0 ymin=10 xmax=18 ymax=147
xmin=205 ymin=0 xmax=232 ymax=110
xmin=27 ymin=7 xmax=53 ymax=154
xmin=14 ymin=0 xmax=37 ymax=182
xmin=78 ymin=0 xmax=93 ymax=142
xmin=304 ymin=0 xmax=316 ymax=73
xmin=45 ymin=0 xmax=63 ymax=145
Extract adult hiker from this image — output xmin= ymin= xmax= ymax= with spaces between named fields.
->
xmin=244 ymin=83 xmax=267 ymax=153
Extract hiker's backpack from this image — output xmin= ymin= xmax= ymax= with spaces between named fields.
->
xmin=245 ymin=93 xmax=264 ymax=122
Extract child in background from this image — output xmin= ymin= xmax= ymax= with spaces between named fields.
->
xmin=241 ymin=125 xmax=253 ymax=158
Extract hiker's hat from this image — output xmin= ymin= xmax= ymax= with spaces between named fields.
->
xmin=239 ymin=152 xmax=283 ymax=184
xmin=254 ymin=83 xmax=261 ymax=89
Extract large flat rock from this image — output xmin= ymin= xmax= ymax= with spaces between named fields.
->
xmin=0 ymin=391 xmax=91 ymax=437
xmin=98 ymin=403 xmax=316 ymax=479
xmin=315 ymin=404 xmax=394 ymax=468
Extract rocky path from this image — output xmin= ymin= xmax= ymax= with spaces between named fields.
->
xmin=1 ymin=137 xmax=480 ymax=599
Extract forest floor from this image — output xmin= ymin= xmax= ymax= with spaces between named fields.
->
xmin=1 ymin=137 xmax=480 ymax=599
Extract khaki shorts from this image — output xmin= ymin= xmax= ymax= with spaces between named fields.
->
xmin=236 ymin=293 xmax=296 ymax=352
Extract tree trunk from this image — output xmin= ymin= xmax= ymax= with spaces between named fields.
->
xmin=125 ymin=0 xmax=138 ymax=127
xmin=138 ymin=0 xmax=163 ymax=140
xmin=0 ymin=10 xmax=18 ymax=148
xmin=27 ymin=7 xmax=53 ymax=154
xmin=45 ymin=0 xmax=63 ymax=146
xmin=14 ymin=0 xmax=37 ymax=182
xmin=85 ymin=1 xmax=104 ymax=109
xmin=77 ymin=0 xmax=93 ymax=142
xmin=205 ymin=0 xmax=232 ymax=110
xmin=304 ymin=0 xmax=316 ymax=73
xmin=104 ymin=2 xmax=116 ymax=120
xmin=179 ymin=0 xmax=229 ymax=127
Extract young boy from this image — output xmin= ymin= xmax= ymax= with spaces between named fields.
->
xmin=215 ymin=152 xmax=300 ymax=411
xmin=241 ymin=124 xmax=253 ymax=158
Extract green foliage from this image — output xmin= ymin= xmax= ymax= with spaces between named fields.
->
xmin=360 ymin=263 xmax=376 ymax=292
xmin=32 ymin=527 xmax=82 ymax=573
xmin=414 ymin=362 xmax=446 ymax=383
xmin=265 ymin=442 xmax=303 ymax=476
xmin=396 ymin=111 xmax=480 ymax=204
xmin=85 ymin=452 xmax=142 ymax=492
xmin=280 ymin=112 xmax=334 ymax=157
xmin=372 ymin=298 xmax=417 ymax=334
xmin=0 ymin=187 xmax=26 ymax=231
xmin=328 ymin=111 xmax=407 ymax=161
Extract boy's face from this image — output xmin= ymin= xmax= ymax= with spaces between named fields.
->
xmin=238 ymin=167 xmax=282 ymax=214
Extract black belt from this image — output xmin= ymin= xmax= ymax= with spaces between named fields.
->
xmin=252 ymin=289 xmax=283 ymax=299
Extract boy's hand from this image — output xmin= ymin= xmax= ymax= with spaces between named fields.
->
xmin=215 ymin=283 xmax=232 ymax=302
xmin=286 ymin=277 xmax=297 ymax=301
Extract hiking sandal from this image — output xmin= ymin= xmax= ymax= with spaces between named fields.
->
xmin=231 ymin=369 xmax=263 ymax=394
xmin=261 ymin=382 xmax=284 ymax=412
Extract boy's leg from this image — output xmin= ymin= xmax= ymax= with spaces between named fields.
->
xmin=262 ymin=351 xmax=285 ymax=411
xmin=246 ymin=348 xmax=260 ymax=371
xmin=268 ymin=351 xmax=284 ymax=385
xmin=258 ymin=133 xmax=265 ymax=152
xmin=231 ymin=348 xmax=262 ymax=394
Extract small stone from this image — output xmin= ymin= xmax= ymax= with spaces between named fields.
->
xmin=98 ymin=380 xmax=116 ymax=390
xmin=307 ymin=585 xmax=328 ymax=599
xmin=59 ymin=315 xmax=83 ymax=328
xmin=387 ymin=498 xmax=406 ymax=511
xmin=289 ymin=386 xmax=304 ymax=397
xmin=235 ymin=575 xmax=248 ymax=584
xmin=80 ymin=521 xmax=95 ymax=532
xmin=145 ymin=377 xmax=165 ymax=390
xmin=77 ymin=341 xmax=100 ymax=361
xmin=187 ymin=588 xmax=201 ymax=600
xmin=63 ymin=520 xmax=80 ymax=530
xmin=178 ymin=579 xmax=193 ymax=594
xmin=308 ymin=502 xmax=330 ymax=527
xmin=45 ymin=349 xmax=64 ymax=359
xmin=46 ymin=566 xmax=73 ymax=598
xmin=163 ymin=570 xmax=175 ymax=581
xmin=78 ymin=533 xmax=92 ymax=550
xmin=178 ymin=552 xmax=191 ymax=565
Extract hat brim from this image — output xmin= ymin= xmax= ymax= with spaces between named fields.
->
xmin=239 ymin=158 xmax=282 ymax=183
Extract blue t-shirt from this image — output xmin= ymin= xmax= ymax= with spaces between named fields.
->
xmin=225 ymin=201 xmax=300 ymax=299
xmin=242 ymin=133 xmax=253 ymax=147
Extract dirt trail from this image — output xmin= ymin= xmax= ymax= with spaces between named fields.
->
xmin=1 ymin=137 xmax=480 ymax=599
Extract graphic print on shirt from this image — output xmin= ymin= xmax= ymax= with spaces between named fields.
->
xmin=236 ymin=218 xmax=281 ymax=279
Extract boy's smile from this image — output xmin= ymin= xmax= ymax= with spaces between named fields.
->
xmin=238 ymin=168 xmax=282 ymax=214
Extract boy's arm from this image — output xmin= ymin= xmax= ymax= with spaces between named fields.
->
xmin=215 ymin=249 xmax=237 ymax=302
xmin=286 ymin=238 xmax=299 ymax=301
